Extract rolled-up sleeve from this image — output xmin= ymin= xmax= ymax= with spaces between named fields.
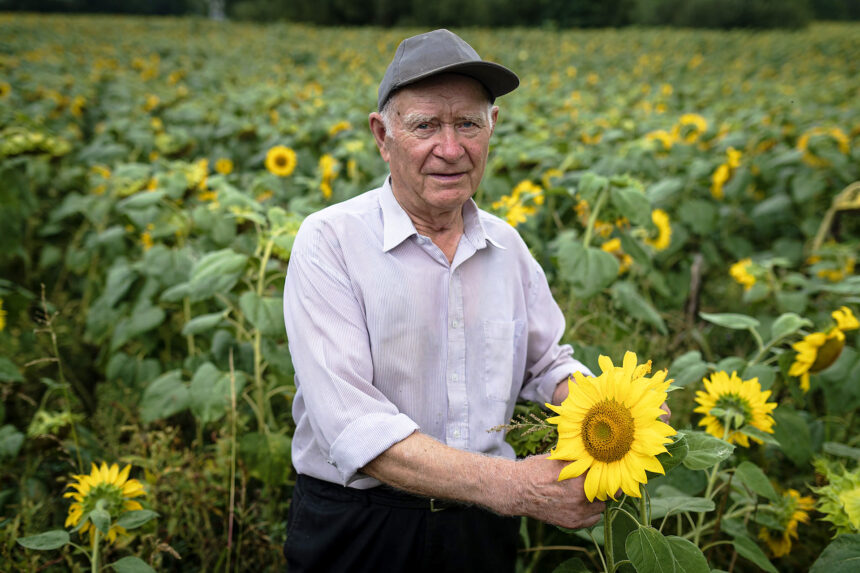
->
xmin=284 ymin=217 xmax=418 ymax=485
xmin=518 ymin=258 xmax=593 ymax=405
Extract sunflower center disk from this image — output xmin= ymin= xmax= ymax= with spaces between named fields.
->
xmin=581 ymin=399 xmax=635 ymax=463
xmin=811 ymin=335 xmax=844 ymax=372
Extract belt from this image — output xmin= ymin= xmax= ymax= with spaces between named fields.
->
xmin=297 ymin=474 xmax=463 ymax=512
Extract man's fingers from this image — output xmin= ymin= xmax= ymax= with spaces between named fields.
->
xmin=660 ymin=401 xmax=671 ymax=424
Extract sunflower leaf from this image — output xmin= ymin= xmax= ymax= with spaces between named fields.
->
xmin=115 ymin=510 xmax=159 ymax=530
xmin=809 ymin=534 xmax=860 ymax=573
xmin=734 ymin=461 xmax=779 ymax=502
xmin=699 ymin=312 xmax=760 ymax=330
xmin=732 ymin=535 xmax=778 ymax=573
xmin=665 ymin=536 xmax=710 ymax=573
xmin=738 ymin=425 xmax=779 ymax=446
xmin=551 ymin=557 xmax=591 ymax=573
xmin=768 ymin=312 xmax=812 ymax=343
xmin=625 ymin=526 xmax=674 ymax=573
xmin=678 ymin=430 xmax=734 ymax=470
xmin=90 ymin=507 xmax=111 ymax=535
xmin=657 ymin=433 xmax=688 ymax=474
xmin=16 ymin=530 xmax=69 ymax=550
xmin=109 ymin=556 xmax=157 ymax=573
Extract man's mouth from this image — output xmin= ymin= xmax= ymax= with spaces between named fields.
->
xmin=430 ymin=172 xmax=465 ymax=182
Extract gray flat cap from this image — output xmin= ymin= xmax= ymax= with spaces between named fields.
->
xmin=377 ymin=29 xmax=519 ymax=111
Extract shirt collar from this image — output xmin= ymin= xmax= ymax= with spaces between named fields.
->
xmin=380 ymin=176 xmax=506 ymax=252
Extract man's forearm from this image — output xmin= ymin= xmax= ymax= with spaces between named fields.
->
xmin=361 ymin=431 xmax=604 ymax=529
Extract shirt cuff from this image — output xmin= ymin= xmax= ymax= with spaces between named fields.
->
xmin=328 ymin=412 xmax=420 ymax=486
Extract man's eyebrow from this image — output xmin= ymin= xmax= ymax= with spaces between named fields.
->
xmin=399 ymin=111 xmax=487 ymax=127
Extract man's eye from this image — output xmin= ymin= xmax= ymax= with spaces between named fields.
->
xmin=416 ymin=123 xmax=431 ymax=130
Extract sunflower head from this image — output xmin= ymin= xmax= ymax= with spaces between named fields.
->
xmin=265 ymin=145 xmax=297 ymax=177
xmin=693 ymin=371 xmax=776 ymax=447
xmin=757 ymin=488 xmax=815 ymax=557
xmin=64 ymin=462 xmax=146 ymax=545
xmin=812 ymin=458 xmax=860 ymax=536
xmin=546 ymin=351 xmax=675 ymax=502
xmin=789 ymin=306 xmax=858 ymax=391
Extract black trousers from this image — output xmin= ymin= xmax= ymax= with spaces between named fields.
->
xmin=284 ymin=474 xmax=520 ymax=573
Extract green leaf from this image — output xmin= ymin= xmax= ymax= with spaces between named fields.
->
xmin=187 ymin=249 xmax=248 ymax=302
xmin=822 ymin=442 xmax=860 ymax=460
xmin=115 ymin=510 xmax=159 ymax=530
xmin=610 ymin=505 xmax=639 ymax=563
xmin=189 ymin=362 xmax=244 ymax=426
xmin=552 ymin=557 xmax=590 ymax=573
xmin=625 ymin=526 xmax=674 ymax=573
xmin=110 ymin=556 xmax=157 ymax=573
xmin=646 ymin=178 xmax=684 ymax=204
xmin=139 ymin=370 xmax=190 ymax=424
xmin=16 ymin=530 xmax=69 ymax=550
xmin=734 ymin=461 xmax=778 ymax=502
xmin=240 ymin=431 xmax=292 ymax=487
xmin=732 ymin=535 xmax=778 ymax=573
xmin=679 ymin=431 xmax=735 ymax=470
xmin=667 ymin=351 xmax=708 ymax=387
xmin=666 ymin=536 xmax=710 ymax=573
xmin=699 ymin=312 xmax=760 ymax=330
xmin=117 ymin=190 xmax=166 ymax=210
xmin=649 ymin=496 xmax=714 ymax=519
xmin=610 ymin=281 xmax=667 ymax=334
xmin=0 ymin=425 xmax=25 ymax=459
xmin=611 ymin=185 xmax=651 ymax=226
xmin=741 ymin=364 xmax=776 ymax=391
xmin=181 ymin=312 xmax=226 ymax=336
xmin=772 ymin=407 xmax=812 ymax=466
xmin=657 ymin=433 xmax=688 ymax=474
xmin=0 ymin=357 xmax=24 ymax=383
xmin=159 ymin=282 xmax=192 ymax=303
xmin=90 ymin=507 xmax=111 ymax=534
xmin=239 ymin=291 xmax=286 ymax=336
xmin=738 ymin=426 xmax=779 ymax=446
xmin=768 ymin=312 xmax=812 ymax=342
xmin=809 ymin=534 xmax=860 ymax=573
xmin=556 ymin=235 xmax=619 ymax=299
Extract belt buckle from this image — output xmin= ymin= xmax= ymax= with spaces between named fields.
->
xmin=430 ymin=498 xmax=446 ymax=512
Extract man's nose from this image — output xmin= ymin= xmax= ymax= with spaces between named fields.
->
xmin=434 ymin=126 xmax=465 ymax=162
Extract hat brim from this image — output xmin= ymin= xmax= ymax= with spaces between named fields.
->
xmin=379 ymin=61 xmax=519 ymax=110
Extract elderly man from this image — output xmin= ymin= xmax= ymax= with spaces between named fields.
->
xmin=283 ymin=29 xmax=604 ymax=573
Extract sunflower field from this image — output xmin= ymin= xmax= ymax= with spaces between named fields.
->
xmin=1 ymin=13 xmax=859 ymax=572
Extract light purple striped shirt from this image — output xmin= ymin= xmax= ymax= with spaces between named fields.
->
xmin=283 ymin=177 xmax=592 ymax=489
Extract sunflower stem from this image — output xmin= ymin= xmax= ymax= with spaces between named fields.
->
xmin=91 ymin=527 xmax=100 ymax=573
xmin=587 ymin=527 xmax=608 ymax=573
xmin=639 ymin=486 xmax=648 ymax=526
xmin=582 ymin=184 xmax=609 ymax=248
xmin=604 ymin=504 xmax=615 ymax=573
xmin=693 ymin=414 xmax=732 ymax=546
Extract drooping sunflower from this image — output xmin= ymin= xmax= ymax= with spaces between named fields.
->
xmin=758 ymin=488 xmax=815 ymax=557
xmin=546 ymin=351 xmax=675 ymax=502
xmin=645 ymin=209 xmax=672 ymax=251
xmin=789 ymin=306 xmax=859 ymax=391
xmin=265 ymin=145 xmax=297 ymax=177
xmin=64 ymin=462 xmax=146 ymax=545
xmin=693 ymin=371 xmax=776 ymax=447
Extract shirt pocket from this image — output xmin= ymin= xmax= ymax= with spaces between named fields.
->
xmin=483 ymin=320 xmax=519 ymax=402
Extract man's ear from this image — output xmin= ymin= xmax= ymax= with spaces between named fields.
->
xmin=368 ymin=112 xmax=390 ymax=162
xmin=490 ymin=106 xmax=499 ymax=136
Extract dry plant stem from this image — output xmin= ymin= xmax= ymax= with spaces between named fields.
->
xmin=40 ymin=285 xmax=84 ymax=472
xmin=251 ymin=238 xmax=276 ymax=434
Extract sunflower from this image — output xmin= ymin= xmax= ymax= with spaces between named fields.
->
xmin=64 ymin=462 xmax=146 ymax=546
xmin=645 ymin=209 xmax=671 ymax=251
xmin=813 ymin=458 xmax=860 ymax=535
xmin=789 ymin=306 xmax=858 ymax=391
xmin=0 ymin=298 xmax=6 ymax=331
xmin=758 ymin=488 xmax=815 ymax=557
xmin=729 ymin=258 xmax=756 ymax=290
xmin=693 ymin=371 xmax=776 ymax=447
xmin=265 ymin=145 xmax=297 ymax=177
xmin=215 ymin=157 xmax=234 ymax=175
xmin=546 ymin=351 xmax=675 ymax=502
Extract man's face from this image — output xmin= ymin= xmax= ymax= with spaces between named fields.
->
xmin=370 ymin=74 xmax=498 ymax=220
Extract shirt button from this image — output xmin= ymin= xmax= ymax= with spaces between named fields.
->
xmin=451 ymin=319 xmax=459 ymax=328
xmin=451 ymin=373 xmax=458 ymax=381
xmin=453 ymin=430 xmax=461 ymax=438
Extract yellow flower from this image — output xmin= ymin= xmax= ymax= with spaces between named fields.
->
xmin=797 ymin=127 xmax=850 ymax=167
xmin=694 ymin=371 xmax=776 ymax=447
xmin=492 ymin=181 xmax=543 ymax=227
xmin=711 ymin=163 xmax=730 ymax=200
xmin=645 ymin=209 xmax=671 ymax=251
xmin=790 ymin=307 xmax=858 ymax=391
xmin=70 ymin=95 xmax=85 ymax=118
xmin=541 ymin=168 xmax=564 ymax=191
xmin=601 ymin=238 xmax=632 ymax=274
xmin=141 ymin=224 xmax=155 ymax=251
xmin=64 ymin=462 xmax=146 ymax=546
xmin=143 ymin=94 xmax=160 ymax=112
xmin=215 ymin=158 xmax=234 ymax=175
xmin=256 ymin=190 xmax=274 ymax=202
xmin=0 ymin=298 xmax=6 ymax=332
xmin=546 ymin=351 xmax=675 ymax=502
xmin=645 ymin=129 xmax=675 ymax=151
xmin=726 ymin=146 xmax=742 ymax=169
xmin=0 ymin=82 xmax=11 ymax=98
xmin=758 ymin=489 xmax=815 ymax=558
xmin=328 ymin=120 xmax=352 ymax=137
xmin=675 ymin=113 xmax=708 ymax=144
xmin=729 ymin=258 xmax=756 ymax=290
xmin=265 ymin=145 xmax=297 ymax=177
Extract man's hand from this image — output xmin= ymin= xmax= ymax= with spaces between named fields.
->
xmin=503 ymin=454 xmax=605 ymax=530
